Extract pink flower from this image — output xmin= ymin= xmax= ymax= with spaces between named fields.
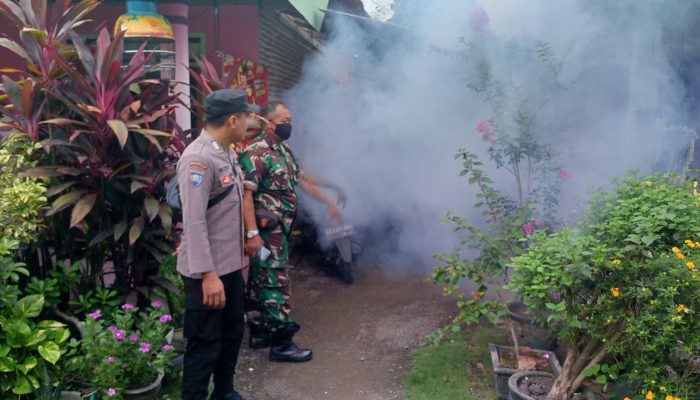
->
xmin=107 ymin=388 xmax=116 ymax=397
xmin=113 ymin=330 xmax=126 ymax=341
xmin=558 ymin=169 xmax=572 ymax=181
xmin=550 ymin=291 xmax=562 ymax=301
xmin=107 ymin=325 xmax=118 ymax=333
xmin=139 ymin=342 xmax=152 ymax=353
xmin=152 ymin=300 xmax=162 ymax=308
xmin=105 ymin=356 xmax=116 ymax=363
xmin=163 ymin=344 xmax=174 ymax=351
xmin=159 ymin=314 xmax=172 ymax=324
xmin=129 ymin=334 xmax=140 ymax=342
xmin=469 ymin=6 xmax=490 ymax=32
xmin=543 ymin=353 xmax=551 ymax=361
xmin=121 ymin=303 xmax=134 ymax=310
xmin=88 ymin=311 xmax=101 ymax=319
xmin=475 ymin=120 xmax=489 ymax=132
xmin=523 ymin=223 xmax=533 ymax=235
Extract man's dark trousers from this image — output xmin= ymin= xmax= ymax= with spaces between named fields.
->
xmin=182 ymin=270 xmax=245 ymax=400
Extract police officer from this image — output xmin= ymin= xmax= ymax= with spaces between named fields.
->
xmin=240 ymin=100 xmax=342 ymax=363
xmin=177 ymin=89 xmax=259 ymax=400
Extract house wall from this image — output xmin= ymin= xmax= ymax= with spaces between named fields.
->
xmin=259 ymin=0 xmax=318 ymax=99
xmin=0 ymin=2 xmax=260 ymax=71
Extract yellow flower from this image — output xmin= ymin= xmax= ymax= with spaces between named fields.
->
xmin=685 ymin=239 xmax=697 ymax=248
xmin=676 ymin=252 xmax=686 ymax=260
xmin=666 ymin=396 xmax=674 ymax=400
xmin=647 ymin=391 xmax=655 ymax=400
xmin=624 ymin=398 xmax=632 ymax=400
xmin=687 ymin=261 xmax=696 ymax=270
xmin=612 ymin=259 xmax=621 ymax=265
xmin=677 ymin=304 xmax=687 ymax=313
xmin=672 ymin=247 xmax=680 ymax=253
xmin=660 ymin=387 xmax=667 ymax=392
xmin=610 ymin=287 xmax=621 ymax=297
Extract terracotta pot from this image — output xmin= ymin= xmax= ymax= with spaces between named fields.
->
xmin=489 ymin=344 xmax=562 ymax=400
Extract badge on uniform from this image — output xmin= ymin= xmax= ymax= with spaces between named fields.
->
xmin=220 ymin=174 xmax=234 ymax=187
xmin=191 ymin=170 xmax=204 ymax=187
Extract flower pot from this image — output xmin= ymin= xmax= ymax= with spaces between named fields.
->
xmin=507 ymin=371 xmax=556 ymax=400
xmin=171 ymin=332 xmax=186 ymax=368
xmin=489 ymin=344 xmax=562 ymax=400
xmin=123 ymin=369 xmax=165 ymax=399
xmin=507 ymin=371 xmax=595 ymax=400
xmin=60 ymin=382 xmax=96 ymax=400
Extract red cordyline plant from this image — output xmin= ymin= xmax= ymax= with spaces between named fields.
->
xmin=0 ymin=0 xmax=182 ymax=305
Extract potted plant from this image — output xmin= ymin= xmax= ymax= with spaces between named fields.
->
xmin=508 ymin=174 xmax=700 ymax=399
xmin=65 ymin=302 xmax=175 ymax=399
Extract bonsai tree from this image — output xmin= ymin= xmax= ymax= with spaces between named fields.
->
xmin=509 ymin=173 xmax=700 ymax=399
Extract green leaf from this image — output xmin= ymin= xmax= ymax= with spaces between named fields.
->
xmin=144 ymin=196 xmax=160 ymax=222
xmin=45 ymin=181 xmax=77 ymax=197
xmin=108 ymin=119 xmax=129 ymax=149
xmin=38 ymin=342 xmax=61 ymax=365
xmin=21 ymin=27 xmax=47 ymax=43
xmin=70 ymin=193 xmax=97 ymax=228
xmin=129 ymin=216 xmax=145 ymax=245
xmin=89 ymin=228 xmax=115 ymax=247
xmin=37 ymin=320 xmax=66 ymax=329
xmin=0 ymin=357 xmax=15 ymax=372
xmin=583 ymin=364 xmax=601 ymax=377
xmin=15 ymin=294 xmax=44 ymax=318
xmin=18 ymin=356 xmax=37 ymax=374
xmin=0 ymin=345 xmax=9 ymax=357
xmin=0 ymin=38 xmax=30 ymax=61
xmin=26 ymin=329 xmax=47 ymax=346
xmin=46 ymin=190 xmax=87 ymax=216
xmin=13 ymin=375 xmax=32 ymax=395
xmin=158 ymin=204 xmax=172 ymax=235
xmin=131 ymin=180 xmax=148 ymax=193
xmin=114 ymin=221 xmax=128 ymax=241
xmin=595 ymin=374 xmax=607 ymax=385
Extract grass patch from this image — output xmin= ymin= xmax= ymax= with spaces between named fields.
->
xmin=404 ymin=327 xmax=509 ymax=400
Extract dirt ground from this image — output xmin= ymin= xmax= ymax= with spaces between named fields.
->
xmin=235 ymin=261 xmax=455 ymax=400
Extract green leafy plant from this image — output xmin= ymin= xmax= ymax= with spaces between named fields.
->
xmin=1 ymin=0 xmax=183 ymax=301
xmin=65 ymin=302 xmax=175 ymax=398
xmin=0 ymin=238 xmax=70 ymax=396
xmin=0 ymin=132 xmax=48 ymax=244
xmin=429 ymin=40 xmax=568 ymax=343
xmin=508 ymin=173 xmax=700 ymax=399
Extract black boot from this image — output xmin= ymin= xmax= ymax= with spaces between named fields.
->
xmin=248 ymin=323 xmax=271 ymax=349
xmin=269 ymin=323 xmax=313 ymax=363
xmin=210 ymin=391 xmax=246 ymax=400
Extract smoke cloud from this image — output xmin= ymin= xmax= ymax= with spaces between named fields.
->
xmin=284 ymin=0 xmax=699 ymax=270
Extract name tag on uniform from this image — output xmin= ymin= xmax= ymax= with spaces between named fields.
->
xmin=220 ymin=174 xmax=234 ymax=187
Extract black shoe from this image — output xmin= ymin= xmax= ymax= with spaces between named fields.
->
xmin=248 ymin=324 xmax=271 ymax=349
xmin=210 ymin=391 xmax=246 ymax=400
xmin=249 ymin=334 xmax=270 ymax=349
xmin=269 ymin=342 xmax=313 ymax=363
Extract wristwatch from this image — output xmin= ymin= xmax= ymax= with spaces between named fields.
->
xmin=246 ymin=229 xmax=260 ymax=239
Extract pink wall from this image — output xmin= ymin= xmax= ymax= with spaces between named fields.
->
xmin=190 ymin=4 xmax=260 ymax=63
xmin=0 ymin=3 xmax=260 ymax=71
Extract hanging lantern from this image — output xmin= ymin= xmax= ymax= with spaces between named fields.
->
xmin=115 ymin=0 xmax=176 ymax=78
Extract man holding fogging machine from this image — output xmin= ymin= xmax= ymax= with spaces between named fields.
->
xmin=240 ymin=100 xmax=343 ymax=362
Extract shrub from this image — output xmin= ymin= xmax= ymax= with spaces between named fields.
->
xmin=0 ymin=238 xmax=70 ymax=396
xmin=509 ymin=173 xmax=700 ymax=399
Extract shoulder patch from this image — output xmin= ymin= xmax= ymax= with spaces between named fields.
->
xmin=190 ymin=171 xmax=204 ymax=187
xmin=189 ymin=161 xmax=208 ymax=172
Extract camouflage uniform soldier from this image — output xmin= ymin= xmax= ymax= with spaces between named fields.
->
xmin=240 ymin=101 xmax=341 ymax=363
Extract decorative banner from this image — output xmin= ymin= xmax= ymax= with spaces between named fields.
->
xmin=222 ymin=56 xmax=269 ymax=107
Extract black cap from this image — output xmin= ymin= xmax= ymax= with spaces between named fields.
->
xmin=205 ymin=89 xmax=260 ymax=120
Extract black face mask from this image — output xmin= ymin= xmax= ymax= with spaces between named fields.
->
xmin=274 ymin=123 xmax=292 ymax=140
